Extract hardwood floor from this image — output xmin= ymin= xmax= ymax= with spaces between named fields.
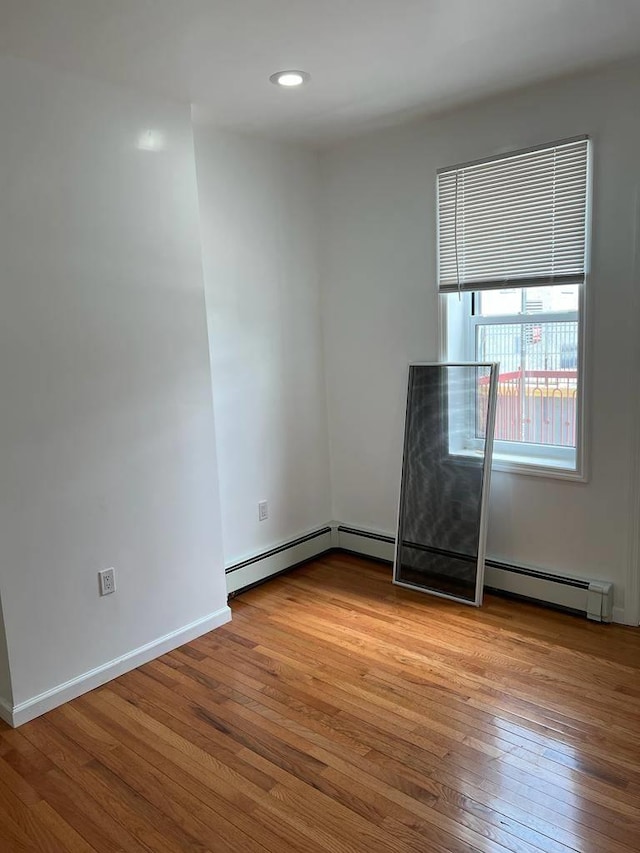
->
xmin=1 ymin=553 xmax=639 ymax=852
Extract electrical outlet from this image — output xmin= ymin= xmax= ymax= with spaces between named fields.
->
xmin=98 ymin=568 xmax=116 ymax=596
xmin=258 ymin=500 xmax=269 ymax=522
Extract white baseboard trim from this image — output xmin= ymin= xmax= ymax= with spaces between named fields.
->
xmin=219 ymin=521 xmax=624 ymax=626
xmin=8 ymin=606 xmax=231 ymax=728
xmin=613 ymin=606 xmax=626 ymax=625
xmin=0 ymin=697 xmax=13 ymax=726
xmin=335 ymin=523 xmax=621 ymax=624
xmin=226 ymin=526 xmax=332 ymax=595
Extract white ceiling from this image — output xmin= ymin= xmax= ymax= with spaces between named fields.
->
xmin=1 ymin=0 xmax=640 ymax=144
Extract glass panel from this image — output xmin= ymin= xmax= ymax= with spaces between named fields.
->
xmin=523 ymin=285 xmax=579 ymax=313
xmin=478 ymin=285 xmax=579 ymax=316
xmin=476 ymin=321 xmax=578 ymax=447
xmin=478 ymin=289 xmax=521 ymax=316
xmin=394 ymin=364 xmax=497 ymax=605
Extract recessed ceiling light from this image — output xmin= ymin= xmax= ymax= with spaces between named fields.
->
xmin=269 ymin=70 xmax=310 ymax=88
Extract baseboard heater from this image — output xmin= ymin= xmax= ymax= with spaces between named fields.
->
xmin=225 ymin=523 xmax=613 ymax=622
xmin=336 ymin=525 xmax=613 ymax=623
xmin=225 ymin=526 xmax=333 ymax=595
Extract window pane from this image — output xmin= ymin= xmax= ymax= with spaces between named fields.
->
xmin=477 ymin=284 xmax=579 ymax=316
xmin=478 ymin=289 xmax=520 ymax=316
xmin=476 ymin=321 xmax=578 ymax=447
xmin=523 ymin=284 xmax=579 ymax=313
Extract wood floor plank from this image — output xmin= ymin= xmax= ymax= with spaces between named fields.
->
xmin=0 ymin=554 xmax=638 ymax=852
xmin=243 ymin=578 xmax=640 ymax=736
xmin=29 ymin=803 xmax=99 ymax=853
xmin=195 ymin=612 xmax=634 ymax=814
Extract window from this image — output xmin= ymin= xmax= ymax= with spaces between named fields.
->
xmin=438 ymin=137 xmax=590 ymax=478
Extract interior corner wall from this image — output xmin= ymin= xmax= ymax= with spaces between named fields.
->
xmin=0 ymin=53 xmax=228 ymax=712
xmin=0 ymin=596 xmax=12 ymax=712
xmin=319 ymin=60 xmax=640 ymax=620
xmin=193 ymin=126 xmax=331 ymax=566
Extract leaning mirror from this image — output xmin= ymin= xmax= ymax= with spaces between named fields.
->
xmin=393 ymin=362 xmax=498 ymax=606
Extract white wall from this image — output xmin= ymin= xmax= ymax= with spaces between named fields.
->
xmin=320 ymin=60 xmax=640 ymax=621
xmin=0 ymin=598 xmax=12 ymax=711
xmin=0 ymin=53 xmax=228 ymax=709
xmin=194 ymin=127 xmax=331 ymax=565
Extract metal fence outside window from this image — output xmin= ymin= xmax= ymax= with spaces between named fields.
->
xmin=477 ymin=321 xmax=578 ymax=447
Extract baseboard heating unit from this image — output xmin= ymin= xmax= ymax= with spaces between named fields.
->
xmin=336 ymin=525 xmax=613 ymax=623
xmin=225 ymin=522 xmax=614 ymax=623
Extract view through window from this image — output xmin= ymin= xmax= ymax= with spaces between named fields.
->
xmin=474 ymin=285 xmax=579 ymax=449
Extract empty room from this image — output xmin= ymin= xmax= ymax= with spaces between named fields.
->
xmin=0 ymin=1 xmax=639 ymax=851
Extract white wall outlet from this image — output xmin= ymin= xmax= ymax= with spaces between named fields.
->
xmin=258 ymin=500 xmax=269 ymax=522
xmin=98 ymin=568 xmax=116 ymax=596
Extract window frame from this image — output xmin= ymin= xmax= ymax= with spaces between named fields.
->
xmin=440 ymin=282 xmax=589 ymax=481
xmin=437 ymin=137 xmax=592 ymax=482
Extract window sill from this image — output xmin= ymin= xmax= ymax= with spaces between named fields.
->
xmin=451 ymin=448 xmax=587 ymax=482
xmin=491 ymin=452 xmax=586 ymax=481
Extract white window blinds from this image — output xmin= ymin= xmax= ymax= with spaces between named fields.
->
xmin=437 ymin=137 xmax=589 ymax=293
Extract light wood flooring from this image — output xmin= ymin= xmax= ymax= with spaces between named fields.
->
xmin=0 ymin=553 xmax=639 ymax=852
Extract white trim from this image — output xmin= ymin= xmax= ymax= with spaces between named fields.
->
xmin=477 ymin=364 xmax=499 ymax=601
xmin=437 ymin=293 xmax=448 ymax=362
xmin=471 ymin=309 xmax=580 ymax=325
xmin=0 ymin=697 xmax=13 ymax=726
xmin=225 ymin=528 xmax=332 ymax=595
xmin=480 ymin=454 xmax=586 ymax=482
xmin=8 ymin=607 xmax=231 ymax=728
xmin=613 ymin=606 xmax=626 ymax=626
xmin=625 ymin=188 xmax=640 ymax=626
